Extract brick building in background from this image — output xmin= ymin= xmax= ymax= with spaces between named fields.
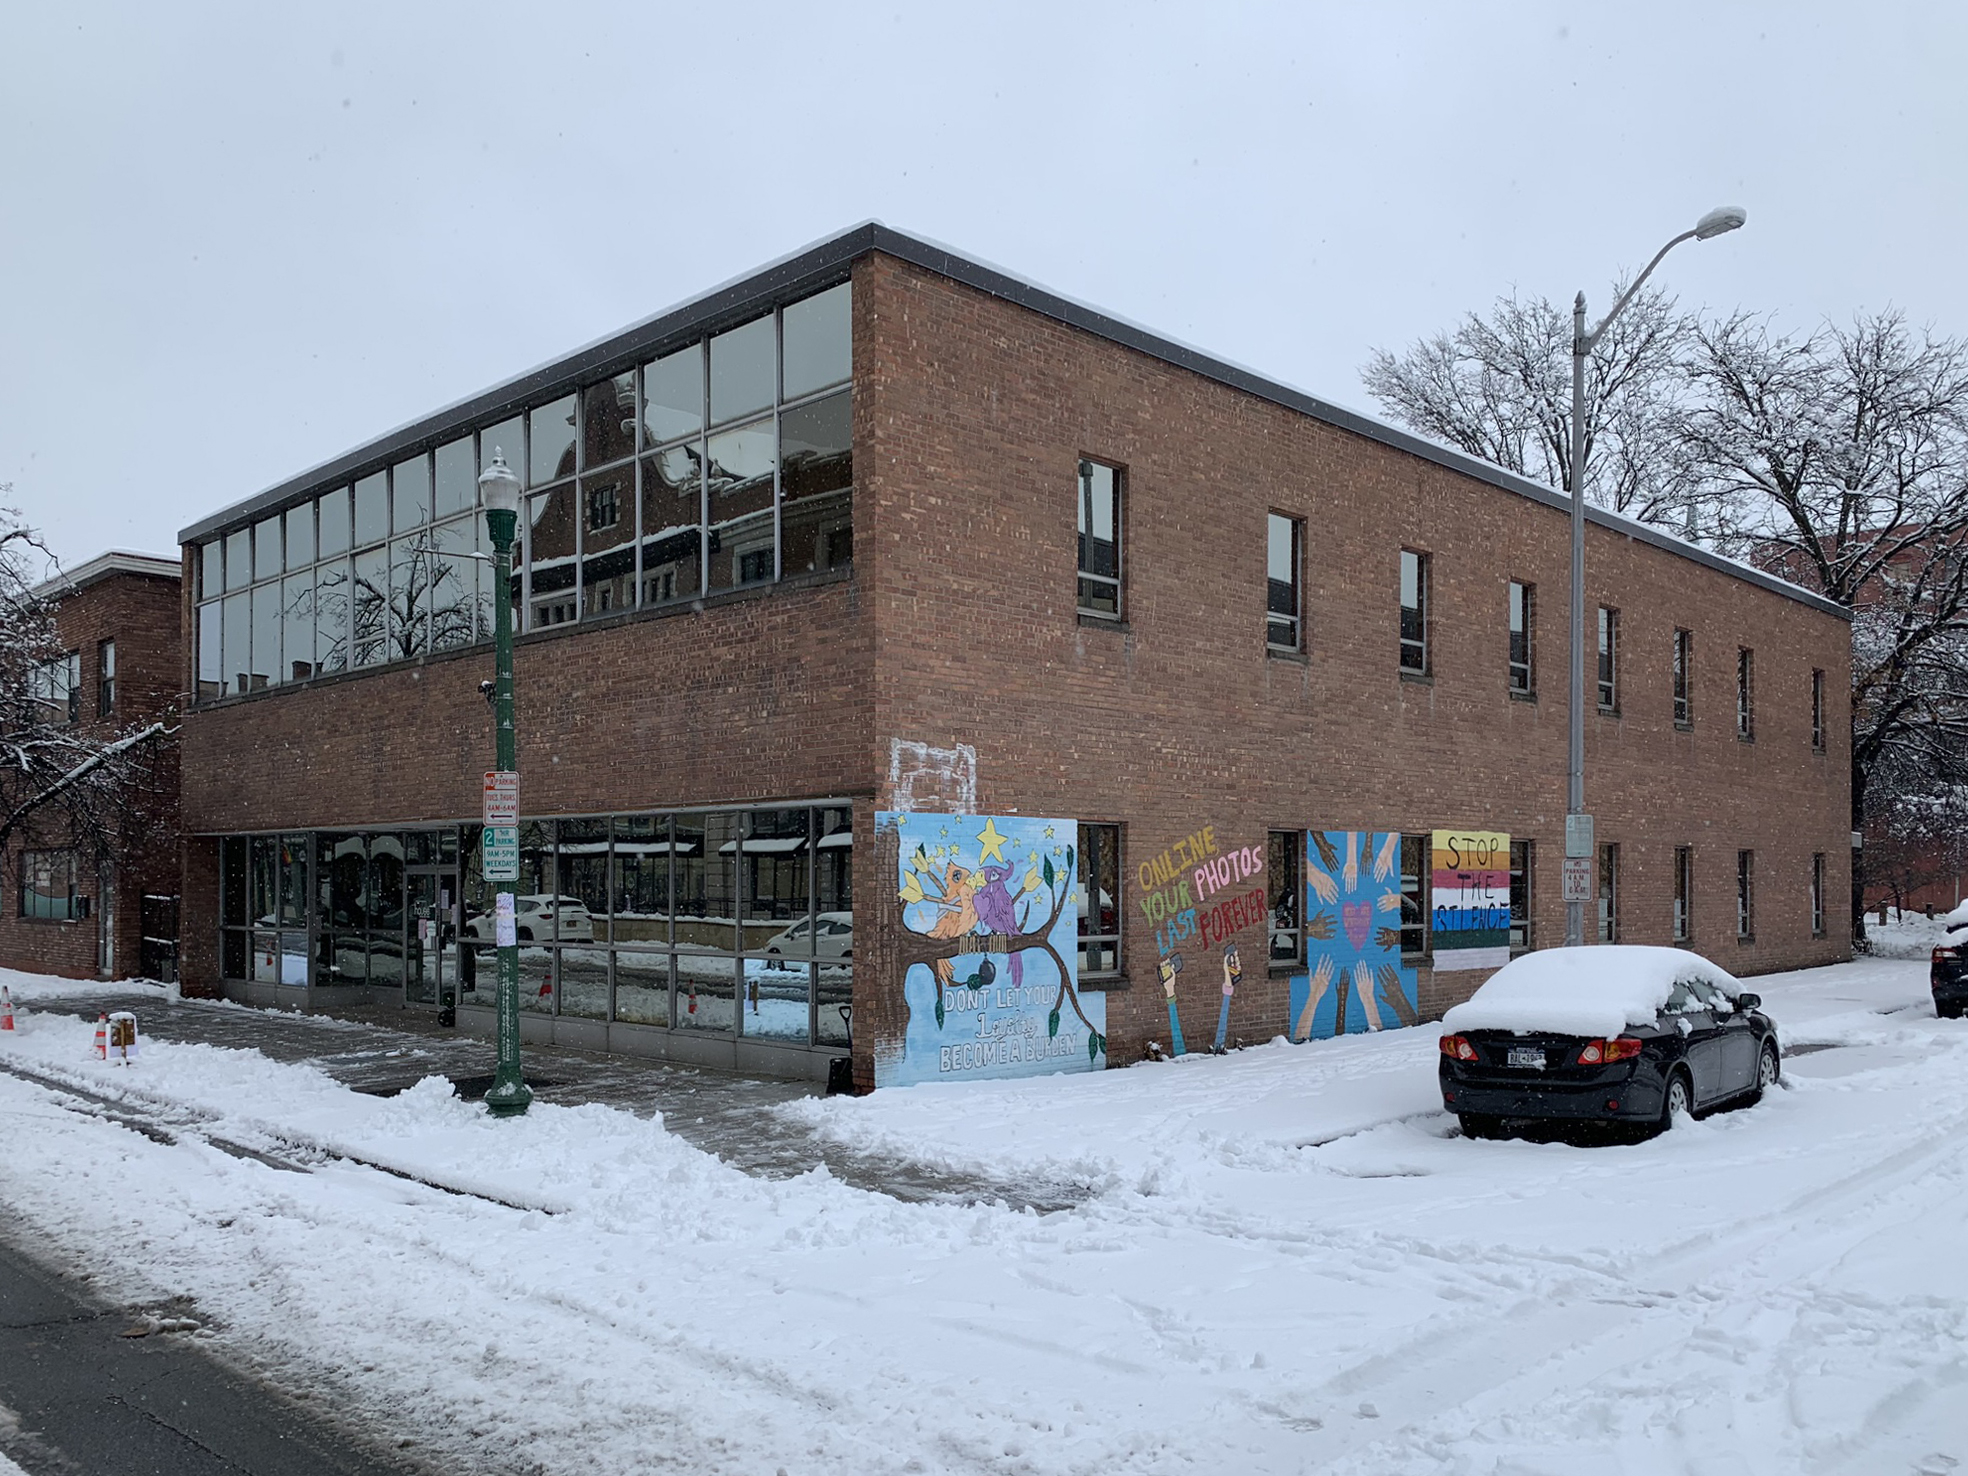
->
xmin=173 ymin=224 xmax=1852 ymax=1090
xmin=0 ymin=552 xmax=182 ymax=983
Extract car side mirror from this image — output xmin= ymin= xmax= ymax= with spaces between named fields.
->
xmin=1735 ymin=992 xmax=1761 ymax=1011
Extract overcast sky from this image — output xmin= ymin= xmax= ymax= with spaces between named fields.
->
xmin=4 ymin=1 xmax=1963 ymax=574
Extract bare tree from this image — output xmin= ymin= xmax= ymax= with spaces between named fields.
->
xmin=1362 ymin=284 xmax=1696 ymax=522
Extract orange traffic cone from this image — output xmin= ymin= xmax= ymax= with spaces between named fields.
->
xmin=0 ymin=986 xmax=14 ymax=1031
xmin=94 ymin=1012 xmax=107 ymax=1058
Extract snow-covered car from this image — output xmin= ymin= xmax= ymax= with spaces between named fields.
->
xmin=1930 ymin=911 xmax=1968 ymax=1018
xmin=760 ymin=911 xmax=853 ymax=965
xmin=464 ymin=894 xmax=595 ymax=944
xmin=1437 ymin=945 xmax=1780 ymax=1140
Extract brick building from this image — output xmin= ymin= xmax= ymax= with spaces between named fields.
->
xmin=174 ymin=224 xmax=1852 ymax=1089
xmin=0 ymin=552 xmax=182 ymax=983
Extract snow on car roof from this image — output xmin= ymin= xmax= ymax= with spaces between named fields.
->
xmin=1441 ymin=945 xmax=1740 ymax=1038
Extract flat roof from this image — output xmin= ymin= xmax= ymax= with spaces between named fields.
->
xmin=179 ymin=222 xmax=1849 ymax=621
xmin=35 ymin=549 xmax=181 ymax=599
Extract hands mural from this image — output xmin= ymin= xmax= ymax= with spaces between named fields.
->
xmin=875 ymin=812 xmax=1104 ymax=1088
xmin=1289 ymin=830 xmax=1420 ymax=1041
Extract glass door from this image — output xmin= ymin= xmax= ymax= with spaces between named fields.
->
xmin=406 ymin=870 xmax=462 ymax=1008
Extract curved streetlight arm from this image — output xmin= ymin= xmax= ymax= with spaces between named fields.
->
xmin=1577 ymin=227 xmax=1698 ymax=353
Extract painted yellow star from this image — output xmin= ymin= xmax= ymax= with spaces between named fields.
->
xmin=1043 ymin=825 xmax=1055 ymax=839
xmin=976 ymin=818 xmax=1010 ymax=864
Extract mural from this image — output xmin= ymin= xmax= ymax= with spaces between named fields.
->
xmin=875 ymin=812 xmax=1104 ymax=1088
xmin=1136 ymin=827 xmax=1266 ymax=1057
xmin=1288 ymin=830 xmax=1420 ymax=1040
xmin=1431 ymin=829 xmax=1512 ymax=971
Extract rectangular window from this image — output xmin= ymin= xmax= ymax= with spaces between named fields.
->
xmin=1737 ymin=849 xmax=1755 ymax=939
xmin=1076 ymin=824 xmax=1121 ymax=977
xmin=29 ymin=652 xmax=81 ymax=725
xmin=1812 ymin=668 xmax=1826 ymax=750
xmin=1597 ymin=842 xmax=1620 ymax=943
xmin=1737 ymin=648 xmax=1755 ymax=739
xmin=96 ymin=638 xmax=115 ymax=718
xmin=1399 ymin=833 xmax=1429 ymax=956
xmin=1077 ymin=460 xmax=1122 ymax=619
xmin=1267 ymin=830 xmax=1302 ymax=965
xmin=19 ymin=848 xmax=79 ymax=920
xmin=1597 ymin=607 xmax=1619 ymax=711
xmin=1673 ymin=846 xmax=1693 ymax=943
xmin=1266 ymin=514 xmax=1303 ymax=651
xmin=1399 ymin=551 xmax=1429 ymax=674
xmin=1508 ymin=838 xmax=1534 ymax=951
xmin=1508 ymin=581 xmax=1534 ymax=694
xmin=1673 ymin=629 xmax=1692 ymax=725
xmin=1811 ymin=852 xmax=1826 ymax=937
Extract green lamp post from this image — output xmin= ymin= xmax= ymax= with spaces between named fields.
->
xmin=478 ymin=449 xmax=531 ymax=1117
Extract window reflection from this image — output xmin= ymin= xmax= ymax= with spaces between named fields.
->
xmin=388 ymin=535 xmax=434 ymax=658
xmin=225 ymin=529 xmax=250 ymax=591
xmin=611 ymin=815 xmax=670 ymax=946
xmin=314 ymin=559 xmax=350 ymax=674
xmin=352 ymin=547 xmax=388 ymax=666
xmin=392 ymin=453 xmax=431 ymax=534
xmin=582 ymin=373 xmax=637 ymax=470
xmin=285 ymin=503 xmax=315 ymax=568
xmin=580 ymin=466 xmax=635 ymax=618
xmin=430 ymin=518 xmax=478 ymax=652
xmin=318 ymin=487 xmax=351 ymax=559
xmin=254 ymin=516 xmax=282 ymax=581
xmin=354 ymin=472 xmax=388 ymax=547
xmin=707 ymin=418 xmax=775 ymax=590
xmin=250 ymin=585 xmax=280 ymax=689
xmin=281 ymin=574 xmax=314 ymax=681
xmin=782 ymin=283 xmax=851 ymax=400
xmin=526 ymin=487 xmax=577 ymax=629
xmin=222 ymin=593 xmax=250 ymax=695
xmin=481 ymin=417 xmax=524 ymax=477
xmin=200 ymin=542 xmax=221 ymax=601
xmin=196 ymin=602 xmax=221 ymax=701
xmin=435 ymin=436 xmax=475 ymax=518
xmin=639 ymin=445 xmax=702 ymax=604
xmin=709 ymin=316 xmax=775 ymax=425
xmin=529 ymin=396 xmax=577 ymax=486
xmin=780 ymin=391 xmax=852 ymax=576
xmin=642 ymin=345 xmax=703 ymax=447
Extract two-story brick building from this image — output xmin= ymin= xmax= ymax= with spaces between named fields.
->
xmin=173 ymin=224 xmax=1852 ymax=1089
xmin=0 ymin=551 xmax=182 ymax=983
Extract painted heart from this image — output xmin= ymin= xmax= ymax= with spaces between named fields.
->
xmin=1341 ymin=900 xmax=1373 ymax=950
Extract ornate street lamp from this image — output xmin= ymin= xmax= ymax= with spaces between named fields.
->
xmin=477 ymin=449 xmax=531 ymax=1116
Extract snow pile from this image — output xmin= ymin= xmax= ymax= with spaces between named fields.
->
xmin=1440 ymin=944 xmax=1741 ymax=1038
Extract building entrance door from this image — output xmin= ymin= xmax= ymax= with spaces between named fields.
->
xmin=406 ymin=870 xmax=462 ymax=1011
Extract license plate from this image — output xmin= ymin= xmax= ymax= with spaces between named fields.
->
xmin=1507 ymin=1046 xmax=1545 ymax=1069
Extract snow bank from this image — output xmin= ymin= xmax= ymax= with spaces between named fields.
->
xmin=1441 ymin=945 xmax=1740 ymax=1038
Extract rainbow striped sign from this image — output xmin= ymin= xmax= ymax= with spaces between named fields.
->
xmin=1430 ymin=829 xmax=1511 ymax=971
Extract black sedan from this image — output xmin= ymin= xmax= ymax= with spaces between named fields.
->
xmin=1439 ymin=967 xmax=1781 ymax=1140
xmin=1932 ymin=921 xmax=1968 ymax=1018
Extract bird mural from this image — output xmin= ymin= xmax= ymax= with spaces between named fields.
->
xmin=972 ymin=862 xmax=1028 ymax=988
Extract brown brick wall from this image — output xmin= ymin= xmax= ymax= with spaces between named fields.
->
xmin=0 ymin=569 xmax=182 ymax=982
xmin=853 ymin=252 xmax=1852 ymax=1076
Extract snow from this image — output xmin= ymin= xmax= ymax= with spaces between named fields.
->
xmin=1439 ymin=943 xmax=1742 ymax=1038
xmin=3 ymin=957 xmax=1966 ymax=1474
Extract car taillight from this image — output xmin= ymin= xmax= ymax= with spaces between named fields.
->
xmin=1439 ymin=1034 xmax=1479 ymax=1061
xmin=1934 ymin=947 xmax=1956 ymax=964
xmin=1577 ymin=1037 xmax=1644 ymax=1065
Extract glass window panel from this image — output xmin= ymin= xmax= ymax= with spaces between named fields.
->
xmin=580 ymin=467 xmax=635 ymax=618
xmin=611 ymin=815 xmax=671 ymax=946
xmin=526 ymin=486 xmax=578 ymax=629
xmin=706 ymin=418 xmax=775 ymax=591
xmin=222 ymin=592 xmax=251 ymax=695
xmin=435 ymin=436 xmax=475 ymax=518
xmin=392 ymin=453 xmax=432 ymax=534
xmin=318 ymin=487 xmax=351 ymax=558
xmin=746 ymin=957 xmax=811 ymax=1041
xmin=254 ymin=517 xmax=282 ymax=581
xmin=581 ymin=373 xmax=637 ymax=469
xmin=816 ymin=958 xmax=851 ymax=1047
xmin=352 ymin=547 xmax=388 ymax=666
xmin=196 ymin=602 xmax=222 ymax=702
xmin=481 ymin=417 xmax=524 ymax=479
xmin=674 ymin=813 xmax=738 ymax=952
xmin=353 ymin=472 xmax=388 ymax=547
xmin=816 ymin=807 xmax=852 ymax=915
xmin=558 ymin=945 xmax=608 ymax=1020
xmin=366 ymin=933 xmax=404 ymax=987
xmin=779 ymin=391 xmax=852 ymax=577
xmin=277 ymin=835 xmax=309 ymax=929
xmin=516 ymin=945 xmax=555 ymax=1013
xmin=744 ymin=808 xmax=811 ymax=941
xmin=639 ymin=447 xmax=702 ymax=604
xmin=709 ymin=316 xmax=775 ymax=425
xmin=225 ymin=528 xmax=250 ymax=591
xmin=249 ymin=836 xmax=277 ymax=924
xmin=314 ymin=558 xmax=350 ymax=674
xmin=220 ymin=837 xmax=248 ymax=926
xmin=782 ymin=283 xmax=852 ymax=400
xmin=369 ymin=834 xmax=405 ymax=933
xmin=555 ymin=819 xmax=610 ymax=939
xmin=676 ymin=954 xmax=736 ymax=1032
xmin=430 ymin=518 xmax=479 ymax=652
xmin=529 ymin=395 xmax=577 ymax=486
xmin=642 ymin=345 xmax=704 ymax=447
xmin=199 ymin=541 xmax=221 ymax=601
xmin=317 ymin=833 xmax=364 ymax=927
xmin=284 ymin=502 xmax=315 ymax=568
xmin=281 ymin=573 xmax=314 ymax=681
xmin=388 ymin=535 xmax=433 ymax=658
xmin=612 ymin=949 xmax=670 ymax=1027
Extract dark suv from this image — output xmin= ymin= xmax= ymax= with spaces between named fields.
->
xmin=1932 ymin=922 xmax=1968 ymax=1018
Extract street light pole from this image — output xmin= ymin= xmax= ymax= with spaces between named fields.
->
xmin=478 ymin=449 xmax=531 ymax=1117
xmin=1565 ymin=206 xmax=1747 ymax=948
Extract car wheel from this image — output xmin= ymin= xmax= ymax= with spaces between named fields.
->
xmin=516 ymin=927 xmax=533 ymax=942
xmin=1750 ymin=1042 xmax=1780 ymax=1102
xmin=1458 ymin=1112 xmax=1503 ymax=1141
xmin=1939 ymin=1000 xmax=1965 ymax=1020
xmin=1658 ymin=1070 xmax=1694 ymax=1133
